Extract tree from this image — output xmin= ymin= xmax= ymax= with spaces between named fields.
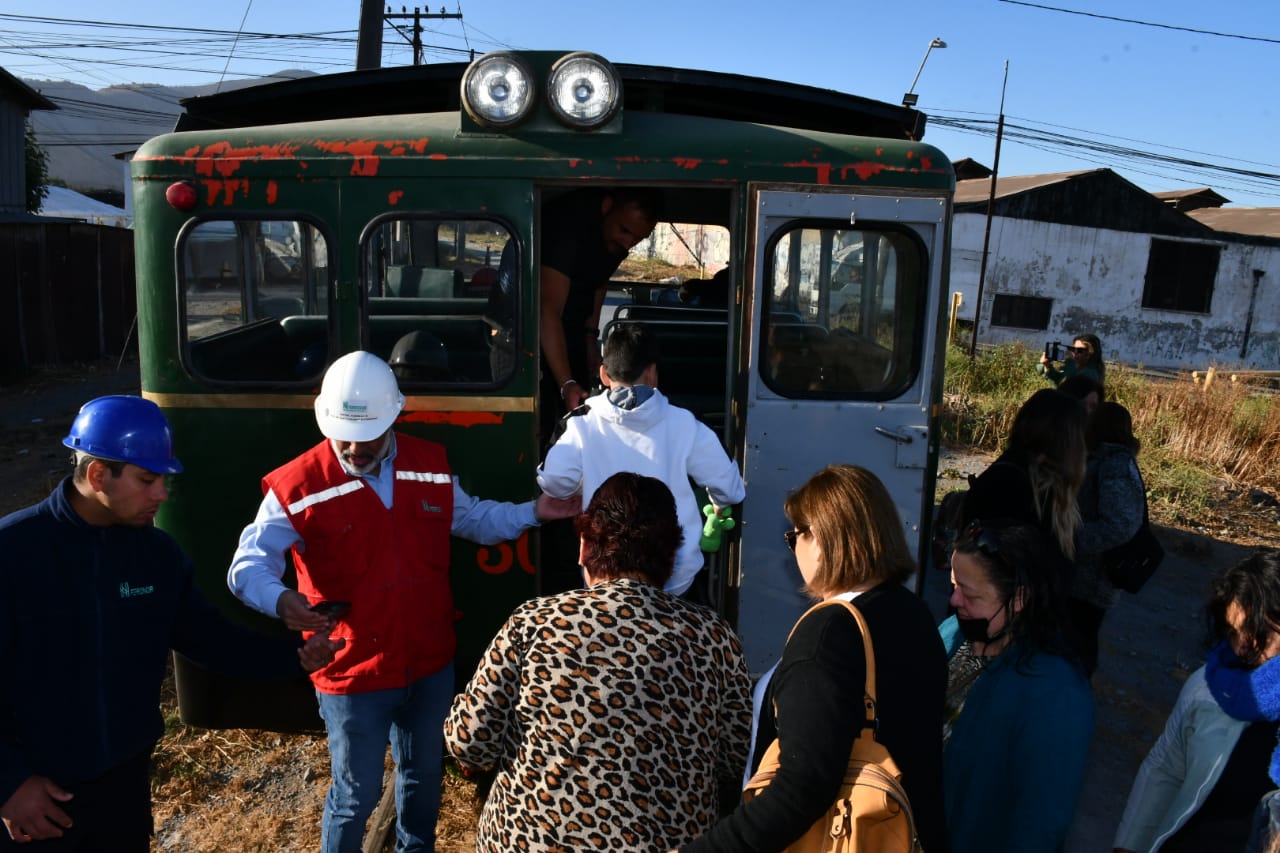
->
xmin=24 ymin=122 xmax=49 ymax=214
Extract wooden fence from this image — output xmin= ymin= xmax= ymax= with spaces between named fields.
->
xmin=0 ymin=221 xmax=136 ymax=383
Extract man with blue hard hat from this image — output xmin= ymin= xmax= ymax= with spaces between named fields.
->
xmin=0 ymin=395 xmax=341 ymax=851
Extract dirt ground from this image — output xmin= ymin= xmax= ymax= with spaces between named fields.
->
xmin=3 ymin=363 xmax=1279 ymax=852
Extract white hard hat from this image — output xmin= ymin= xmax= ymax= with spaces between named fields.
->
xmin=314 ymin=351 xmax=405 ymax=442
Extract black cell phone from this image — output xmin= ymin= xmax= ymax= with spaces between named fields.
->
xmin=1044 ymin=341 xmax=1064 ymax=361
xmin=309 ymin=600 xmax=351 ymax=618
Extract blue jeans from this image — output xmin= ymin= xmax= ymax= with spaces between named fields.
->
xmin=316 ymin=664 xmax=454 ymax=853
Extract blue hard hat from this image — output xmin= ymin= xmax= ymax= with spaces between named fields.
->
xmin=62 ymin=395 xmax=184 ymax=474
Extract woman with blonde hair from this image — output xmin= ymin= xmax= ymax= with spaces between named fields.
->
xmin=962 ymin=387 xmax=1088 ymax=563
xmin=678 ymin=464 xmax=948 ymax=853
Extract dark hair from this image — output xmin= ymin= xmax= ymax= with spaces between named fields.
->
xmin=1007 ymin=388 xmax=1087 ymax=559
xmin=602 ymin=323 xmax=659 ymax=384
xmin=953 ymin=521 xmax=1076 ymax=665
xmin=1058 ymin=374 xmax=1103 ymax=405
xmin=608 ymin=187 xmax=664 ymax=222
xmin=1207 ymin=549 xmax=1280 ymax=667
xmin=784 ymin=464 xmax=915 ymax=597
xmin=574 ymin=472 xmax=681 ymax=587
xmin=1087 ymin=401 xmax=1140 ymax=454
xmin=1072 ymin=333 xmax=1106 ymax=383
xmin=72 ymin=453 xmax=126 ymax=482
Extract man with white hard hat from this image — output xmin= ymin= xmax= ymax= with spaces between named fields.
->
xmin=227 ymin=351 xmax=579 ymax=853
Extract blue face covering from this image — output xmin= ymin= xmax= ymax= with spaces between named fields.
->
xmin=1204 ymin=640 xmax=1280 ymax=784
xmin=606 ymin=384 xmax=655 ymax=411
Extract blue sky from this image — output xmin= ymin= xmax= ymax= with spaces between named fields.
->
xmin=3 ymin=1 xmax=1278 ymax=206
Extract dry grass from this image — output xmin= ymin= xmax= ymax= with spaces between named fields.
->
xmin=941 ymin=343 xmax=1280 ymax=516
xmin=149 ymin=670 xmax=482 ymax=852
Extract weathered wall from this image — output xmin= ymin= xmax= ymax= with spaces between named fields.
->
xmin=950 ymin=213 xmax=1280 ymax=371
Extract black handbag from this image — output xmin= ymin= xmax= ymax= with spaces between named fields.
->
xmin=1102 ymin=467 xmax=1164 ymax=594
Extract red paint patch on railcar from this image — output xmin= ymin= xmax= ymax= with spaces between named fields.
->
xmin=784 ymin=161 xmax=834 ymax=184
xmin=389 ymin=190 xmax=405 ymax=205
xmin=314 ymin=137 xmax=434 ymax=177
xmin=201 ymin=179 xmax=250 ymax=206
xmin=842 ymin=162 xmax=890 ymax=181
xmin=189 ymin=142 xmax=305 ymax=178
xmin=398 ymin=411 xmax=506 ymax=428
xmin=673 ymin=158 xmax=701 ymax=170
xmin=266 ymin=181 xmax=278 ymax=204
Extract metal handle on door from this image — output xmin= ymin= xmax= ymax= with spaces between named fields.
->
xmin=874 ymin=426 xmax=914 ymax=444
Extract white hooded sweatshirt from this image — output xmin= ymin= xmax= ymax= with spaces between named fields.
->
xmin=537 ymin=387 xmax=746 ymax=595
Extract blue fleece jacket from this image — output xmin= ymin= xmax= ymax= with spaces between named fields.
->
xmin=940 ymin=616 xmax=1095 ymax=853
xmin=0 ymin=478 xmax=304 ymax=806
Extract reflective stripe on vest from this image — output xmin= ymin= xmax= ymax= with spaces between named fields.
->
xmin=395 ymin=471 xmax=452 ymax=484
xmin=286 ymin=479 xmax=365 ymax=515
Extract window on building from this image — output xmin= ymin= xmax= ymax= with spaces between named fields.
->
xmin=1142 ymin=239 xmax=1219 ymax=313
xmin=990 ymin=294 xmax=1052 ymax=330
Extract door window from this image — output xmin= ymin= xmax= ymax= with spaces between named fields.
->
xmin=763 ymin=225 xmax=924 ymax=398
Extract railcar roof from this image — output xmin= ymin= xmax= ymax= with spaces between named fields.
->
xmin=175 ymin=60 xmax=925 ymax=141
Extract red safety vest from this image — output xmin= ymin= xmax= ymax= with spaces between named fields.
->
xmin=263 ymin=435 xmax=455 ymax=694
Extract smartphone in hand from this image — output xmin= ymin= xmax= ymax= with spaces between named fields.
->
xmin=310 ymin=600 xmax=351 ymax=618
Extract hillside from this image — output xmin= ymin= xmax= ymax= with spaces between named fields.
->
xmin=23 ymin=71 xmax=316 ymax=197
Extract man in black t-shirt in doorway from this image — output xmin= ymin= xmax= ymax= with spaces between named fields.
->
xmin=538 ymin=188 xmax=661 ymax=441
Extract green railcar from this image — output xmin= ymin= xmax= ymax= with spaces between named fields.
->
xmin=132 ymin=51 xmax=955 ymax=730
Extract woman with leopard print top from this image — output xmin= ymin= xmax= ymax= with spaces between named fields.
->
xmin=444 ymin=472 xmax=753 ymax=852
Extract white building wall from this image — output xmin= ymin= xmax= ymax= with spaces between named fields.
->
xmin=950 ymin=213 xmax=1280 ymax=372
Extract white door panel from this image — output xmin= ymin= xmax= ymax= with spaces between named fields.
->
xmin=735 ymin=187 xmax=949 ymax=673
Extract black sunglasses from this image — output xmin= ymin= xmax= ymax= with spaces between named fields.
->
xmin=1067 ymin=346 xmax=1090 ymax=355
xmin=783 ymin=528 xmax=807 ymax=552
xmin=958 ymin=520 xmax=1012 ymax=568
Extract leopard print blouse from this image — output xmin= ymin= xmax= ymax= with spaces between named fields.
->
xmin=445 ymin=577 xmax=753 ymax=852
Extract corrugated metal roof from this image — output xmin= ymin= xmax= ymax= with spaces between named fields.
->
xmin=0 ymin=67 xmax=56 ymax=112
xmin=953 ymin=169 xmax=1098 ymax=204
xmin=1186 ymin=207 xmax=1280 ymax=239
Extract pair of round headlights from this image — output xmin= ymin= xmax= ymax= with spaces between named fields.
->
xmin=461 ymin=51 xmax=621 ymax=130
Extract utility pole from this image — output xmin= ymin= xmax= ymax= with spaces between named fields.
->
xmin=356 ymin=0 xmax=383 ymax=70
xmin=384 ymin=6 xmax=463 ymax=66
xmin=970 ymin=61 xmax=1009 ymax=358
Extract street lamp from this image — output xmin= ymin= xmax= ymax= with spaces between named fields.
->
xmin=902 ymin=37 xmax=947 ymax=107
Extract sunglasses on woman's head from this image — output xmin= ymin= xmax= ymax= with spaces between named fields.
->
xmin=958 ymin=520 xmax=1009 ymax=566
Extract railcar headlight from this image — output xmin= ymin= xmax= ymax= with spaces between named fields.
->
xmin=546 ymin=52 xmax=621 ymax=129
xmin=461 ymin=52 xmax=535 ymax=128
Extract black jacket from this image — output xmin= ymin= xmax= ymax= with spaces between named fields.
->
xmin=684 ymin=581 xmax=949 ymax=853
xmin=0 ymin=478 xmax=302 ymax=805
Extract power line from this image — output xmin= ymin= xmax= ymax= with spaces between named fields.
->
xmin=216 ymin=1 xmax=257 ymax=92
xmin=996 ymin=1 xmax=1280 ymax=45
xmin=929 ymin=111 xmax=1280 ymax=202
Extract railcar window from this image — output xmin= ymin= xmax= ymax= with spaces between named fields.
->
xmin=763 ymin=225 xmax=923 ymax=399
xmin=363 ymin=218 xmax=515 ymax=388
xmin=180 ymin=219 xmax=330 ymax=384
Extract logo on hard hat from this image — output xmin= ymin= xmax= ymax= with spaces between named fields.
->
xmin=341 ymin=401 xmax=370 ymax=418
